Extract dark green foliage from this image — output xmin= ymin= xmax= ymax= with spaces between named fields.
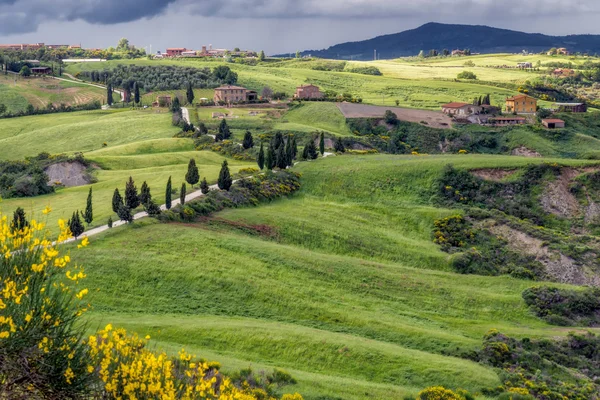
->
xmin=0 ymin=153 xmax=62 ymax=199
xmin=522 ymin=286 xmax=600 ymax=326
xmin=139 ymin=181 xmax=151 ymax=206
xmin=112 ymin=188 xmax=123 ymax=213
xmin=124 ymin=176 xmax=140 ymax=209
xmin=384 ymin=110 xmax=399 ymax=125
xmin=170 ymin=97 xmax=181 ymax=113
xmin=457 ymin=71 xmax=477 ymax=80
xmin=319 ymin=132 xmax=325 ymax=155
xmin=285 ymin=136 xmax=295 ymax=166
xmin=133 ymin=81 xmax=140 ymax=104
xmin=197 ymin=122 xmax=208 ymax=135
xmin=344 ymin=66 xmax=382 ymax=76
xmin=107 ymin=217 xmax=113 ymax=228
xmin=276 ymin=144 xmax=288 ymax=169
xmin=186 ymin=81 xmax=194 ymax=105
xmin=242 ymin=130 xmax=254 ymax=149
xmin=68 ymin=211 xmax=84 ymax=238
xmin=19 ymin=65 xmax=31 ymax=76
xmin=200 ymin=177 xmax=209 ymax=194
xmin=303 ymin=139 xmax=318 ymax=160
xmin=11 ymin=207 xmax=28 ymax=232
xmin=216 ymin=119 xmax=231 ymax=142
xmin=229 ymin=367 xmax=298 ymax=397
xmin=334 ymin=137 xmax=345 ymax=153
xmin=107 ymin=83 xmax=113 ymax=106
xmin=272 ymin=132 xmax=284 ymax=150
xmin=185 ymin=159 xmax=199 ymax=186
xmin=117 ymin=204 xmax=133 ymax=224
xmin=480 ymin=330 xmax=600 ymax=399
xmin=257 ymin=143 xmax=265 ymax=170
xmin=265 ymin=144 xmax=275 ymax=170
xmin=218 ymin=161 xmax=232 ymax=191
xmin=292 ymin=136 xmax=298 ymax=159
xmin=83 ymin=187 xmax=93 ymax=225
xmin=144 ymin=200 xmax=162 ymax=217
xmin=180 ymin=183 xmax=187 ymax=205
xmin=165 ymin=176 xmax=172 ymax=210
xmin=536 ymin=108 xmax=553 ymax=121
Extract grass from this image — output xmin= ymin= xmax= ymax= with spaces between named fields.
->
xmin=67 ymin=154 xmax=600 ymax=399
xmin=275 ymin=102 xmax=351 ymax=135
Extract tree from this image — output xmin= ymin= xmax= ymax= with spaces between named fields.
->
xmin=186 ymin=81 xmax=194 ymax=105
xmin=418 ymin=50 xmax=425 ymax=58
xmin=276 ymin=144 xmax=287 ymax=169
xmin=112 ymin=188 xmax=123 ymax=213
xmin=303 ymin=139 xmax=318 ymax=160
xmin=165 ymin=177 xmax=172 ymax=210
xmin=242 ymin=130 xmax=254 ymax=149
xmin=385 ymin=110 xmax=399 ymax=125
xmin=117 ymin=38 xmax=130 ymax=51
xmin=285 ymin=136 xmax=294 ymax=166
xmin=107 ymin=83 xmax=113 ymax=106
xmin=395 ymin=99 xmax=400 ymax=106
xmin=265 ymin=144 xmax=276 ymax=170
xmin=180 ymin=183 xmax=187 ymax=205
xmin=144 ymin=200 xmax=161 ymax=217
xmin=319 ymin=132 xmax=325 ymax=155
xmin=537 ymin=108 xmax=553 ymax=121
xmin=83 ymin=187 xmax=93 ymax=225
xmin=296 ymin=51 xmax=301 ymax=58
xmin=185 ymin=159 xmax=200 ymax=186
xmin=334 ymin=137 xmax=345 ymax=153
xmin=261 ymin=86 xmax=273 ymax=99
xmin=20 ymin=65 xmax=31 ymax=77
xmin=139 ymin=181 xmax=152 ymax=205
xmin=272 ymin=132 xmax=284 ymax=150
xmin=125 ymin=177 xmax=140 ymax=209
xmin=457 ymin=71 xmax=477 ymax=80
xmin=11 ymin=207 xmax=28 ymax=232
xmin=259 ymin=50 xmax=266 ymax=61
xmin=171 ymin=97 xmax=181 ymax=113
xmin=108 ymin=217 xmax=113 ymax=228
xmin=200 ymin=177 xmax=209 ymax=194
xmin=133 ymin=81 xmax=140 ymax=104
xmin=257 ymin=142 xmax=265 ymax=170
xmin=117 ymin=204 xmax=133 ymax=223
xmin=198 ymin=122 xmax=208 ymax=135
xmin=218 ymin=160 xmax=232 ymax=191
xmin=218 ymin=119 xmax=231 ymax=140
xmin=0 ymin=103 xmax=6 ymax=115
xmin=68 ymin=211 xmax=85 ymax=238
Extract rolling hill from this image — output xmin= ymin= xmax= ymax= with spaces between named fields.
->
xmin=293 ymin=22 xmax=600 ymax=60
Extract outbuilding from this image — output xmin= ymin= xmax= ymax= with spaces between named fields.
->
xmin=542 ymin=119 xmax=565 ymax=129
xmin=441 ymin=102 xmax=482 ymax=116
xmin=30 ymin=67 xmax=52 ymax=75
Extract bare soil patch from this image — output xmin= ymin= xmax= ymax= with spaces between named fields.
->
xmin=337 ymin=103 xmax=453 ymax=129
xmin=44 ymin=161 xmax=91 ymax=187
xmin=470 ymin=168 xmax=518 ymax=182
xmin=541 ymin=168 xmax=581 ymax=218
xmin=511 ymin=146 xmax=542 ymax=157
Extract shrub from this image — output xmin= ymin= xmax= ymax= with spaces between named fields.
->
xmin=522 ymin=286 xmax=600 ymax=326
xmin=416 ymin=386 xmax=464 ymax=400
xmin=457 ymin=71 xmax=477 ymax=80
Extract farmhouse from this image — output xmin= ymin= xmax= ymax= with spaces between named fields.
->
xmin=214 ymin=85 xmax=258 ymax=103
xmin=505 ymin=94 xmax=537 ymax=114
xmin=451 ymin=50 xmax=466 ymax=56
xmin=441 ymin=102 xmax=482 ymax=116
xmin=553 ymin=102 xmax=587 ymax=113
xmin=542 ymin=119 xmax=565 ymax=129
xmin=294 ymin=84 xmax=324 ymax=99
xmin=489 ymin=116 xmax=526 ymax=126
xmin=517 ymin=62 xmax=533 ymax=69
xmin=181 ymin=51 xmax=198 ymax=57
xmin=153 ymin=95 xmax=172 ymax=107
xmin=30 ymin=67 xmax=52 ymax=75
xmin=166 ymin=48 xmax=187 ymax=57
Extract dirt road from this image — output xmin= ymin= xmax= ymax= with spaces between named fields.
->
xmin=337 ymin=103 xmax=453 ymax=129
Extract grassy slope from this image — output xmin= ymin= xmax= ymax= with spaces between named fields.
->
xmin=275 ymin=102 xmax=351 ymax=135
xmin=72 ymin=154 xmax=599 ymax=400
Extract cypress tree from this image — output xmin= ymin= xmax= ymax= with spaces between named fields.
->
xmin=165 ymin=176 xmax=172 ymax=210
xmin=218 ymin=161 xmax=232 ymax=191
xmin=107 ymin=83 xmax=113 ymax=106
xmin=107 ymin=217 xmax=113 ymax=228
xmin=200 ymin=177 xmax=209 ymax=194
xmin=186 ymin=82 xmax=195 ymax=105
xmin=319 ymin=132 xmax=325 ymax=155
xmin=257 ymin=142 xmax=265 ymax=170
xmin=185 ymin=159 xmax=199 ymax=186
xmin=117 ymin=204 xmax=133 ymax=224
xmin=272 ymin=132 xmax=284 ymax=150
xmin=125 ymin=176 xmax=140 ymax=209
xmin=242 ymin=130 xmax=254 ymax=149
xmin=304 ymin=139 xmax=318 ymax=160
xmin=139 ymin=181 xmax=151 ymax=206
xmin=276 ymin=144 xmax=287 ymax=169
xmin=112 ymin=188 xmax=123 ymax=213
xmin=292 ymin=136 xmax=298 ymax=159
xmin=334 ymin=137 xmax=345 ymax=153
xmin=180 ymin=183 xmax=187 ymax=205
xmin=171 ymin=97 xmax=181 ymax=113
xmin=218 ymin=119 xmax=231 ymax=140
xmin=265 ymin=144 xmax=276 ymax=170
xmin=133 ymin=81 xmax=140 ymax=104
xmin=285 ymin=136 xmax=294 ymax=167
xmin=68 ymin=211 xmax=85 ymax=238
xmin=83 ymin=187 xmax=93 ymax=225
xmin=145 ymin=200 xmax=161 ymax=216
xmin=11 ymin=207 xmax=28 ymax=232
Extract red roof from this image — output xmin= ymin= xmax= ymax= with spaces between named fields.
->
xmin=442 ymin=102 xmax=471 ymax=108
xmin=506 ymin=94 xmax=535 ymax=101
xmin=167 ymin=48 xmax=186 ymax=50
xmin=542 ymin=119 xmax=564 ymax=123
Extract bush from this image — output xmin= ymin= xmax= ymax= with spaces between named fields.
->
xmin=457 ymin=71 xmax=477 ymax=80
xmin=522 ymin=286 xmax=600 ymax=326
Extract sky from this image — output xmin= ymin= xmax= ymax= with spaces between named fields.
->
xmin=1 ymin=0 xmax=600 ymax=54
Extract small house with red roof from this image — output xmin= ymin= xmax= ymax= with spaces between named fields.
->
xmin=542 ymin=119 xmax=565 ymax=129
xmin=441 ymin=102 xmax=482 ymax=116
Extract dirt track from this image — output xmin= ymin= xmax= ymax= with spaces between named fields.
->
xmin=337 ymin=103 xmax=453 ymax=129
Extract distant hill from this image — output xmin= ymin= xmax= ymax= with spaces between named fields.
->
xmin=287 ymin=22 xmax=600 ymax=60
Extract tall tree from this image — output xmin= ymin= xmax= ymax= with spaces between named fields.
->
xmin=107 ymin=83 xmax=113 ymax=106
xmin=200 ymin=177 xmax=209 ymax=194
xmin=117 ymin=204 xmax=133 ymax=224
xmin=171 ymin=97 xmax=181 ymax=113
xmin=83 ymin=187 xmax=93 ymax=225
xmin=165 ymin=176 xmax=172 ymax=210
xmin=259 ymin=50 xmax=266 ymax=61
xmin=125 ymin=177 xmax=140 ymax=209
xmin=112 ymin=188 xmax=123 ymax=213
xmin=285 ymin=136 xmax=294 ymax=166
xmin=276 ymin=144 xmax=287 ymax=169
xmin=139 ymin=181 xmax=152 ymax=205
xmin=185 ymin=159 xmax=200 ymax=186
xmin=272 ymin=132 xmax=284 ymax=150
xmin=218 ymin=119 xmax=231 ymax=140
xmin=303 ymin=139 xmax=318 ymax=160
xmin=186 ymin=81 xmax=195 ymax=105
xmin=133 ymin=81 xmax=140 ymax=104
xmin=180 ymin=183 xmax=187 ymax=205
xmin=11 ymin=207 xmax=28 ymax=232
xmin=218 ymin=161 xmax=233 ymax=191
xmin=292 ymin=136 xmax=298 ymax=159
xmin=68 ymin=211 xmax=85 ymax=238
xmin=265 ymin=144 xmax=275 ymax=170
xmin=257 ymin=142 xmax=265 ymax=170
xmin=242 ymin=130 xmax=254 ymax=149
xmin=334 ymin=137 xmax=345 ymax=153
xmin=319 ymin=132 xmax=325 ymax=155
xmin=117 ymin=37 xmax=130 ymax=51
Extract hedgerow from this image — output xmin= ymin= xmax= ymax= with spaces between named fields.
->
xmin=522 ymin=286 xmax=600 ymax=326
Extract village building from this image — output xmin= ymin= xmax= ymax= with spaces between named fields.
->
xmin=294 ymin=84 xmax=324 ymax=100
xmin=166 ymin=48 xmax=187 ymax=57
xmin=214 ymin=85 xmax=258 ymax=103
xmin=542 ymin=119 xmax=565 ymax=129
xmin=505 ymin=94 xmax=537 ymax=114
xmin=451 ymin=50 xmax=466 ymax=56
xmin=153 ymin=95 xmax=172 ymax=107
xmin=517 ymin=62 xmax=533 ymax=69
xmin=30 ymin=67 xmax=52 ymax=75
xmin=552 ymin=68 xmax=576 ymax=77
xmin=553 ymin=102 xmax=587 ymax=113
xmin=441 ymin=102 xmax=482 ymax=116
xmin=489 ymin=116 xmax=527 ymax=126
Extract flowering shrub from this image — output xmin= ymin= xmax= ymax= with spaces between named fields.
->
xmin=432 ymin=215 xmax=473 ymax=250
xmin=416 ymin=386 xmax=468 ymax=400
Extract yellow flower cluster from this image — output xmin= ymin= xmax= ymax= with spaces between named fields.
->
xmin=416 ymin=386 xmax=466 ymax=400
xmin=87 ymin=324 xmax=282 ymax=400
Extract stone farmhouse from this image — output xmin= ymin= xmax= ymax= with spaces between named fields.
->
xmin=294 ymin=85 xmax=324 ymax=99
xmin=505 ymin=94 xmax=537 ymax=114
xmin=441 ymin=102 xmax=482 ymax=116
xmin=214 ymin=85 xmax=258 ymax=104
